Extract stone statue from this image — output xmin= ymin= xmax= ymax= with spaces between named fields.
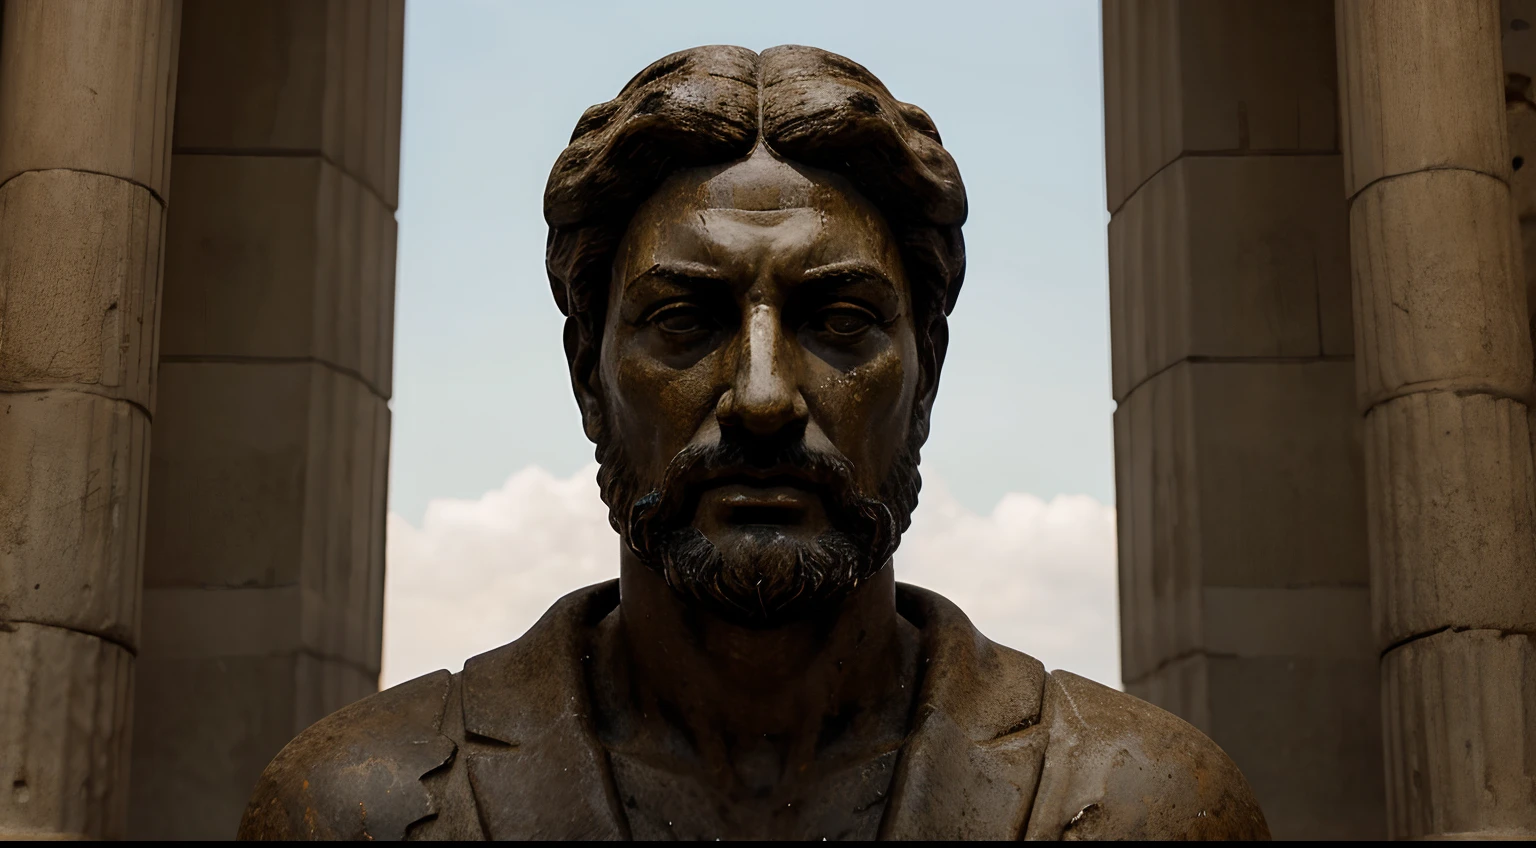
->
xmin=237 ymin=45 xmax=1269 ymax=841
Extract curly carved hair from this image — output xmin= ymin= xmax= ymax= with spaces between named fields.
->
xmin=544 ymin=44 xmax=968 ymax=395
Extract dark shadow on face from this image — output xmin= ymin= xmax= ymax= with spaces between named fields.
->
xmin=587 ymin=147 xmax=931 ymax=627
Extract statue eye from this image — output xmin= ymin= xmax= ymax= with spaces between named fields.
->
xmin=813 ymin=307 xmax=877 ymax=338
xmin=651 ymin=305 xmax=712 ymax=335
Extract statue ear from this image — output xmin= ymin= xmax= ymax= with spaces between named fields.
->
xmin=563 ymin=317 xmax=605 ymax=444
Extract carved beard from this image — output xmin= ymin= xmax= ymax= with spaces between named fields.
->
xmin=595 ymin=431 xmax=923 ymax=627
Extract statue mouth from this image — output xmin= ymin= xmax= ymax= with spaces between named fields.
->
xmin=693 ymin=473 xmax=827 ymax=528
xmin=620 ymin=438 xmax=882 ymax=563
xmin=703 ymin=478 xmax=820 ymax=524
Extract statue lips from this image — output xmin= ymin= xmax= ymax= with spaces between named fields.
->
xmin=690 ymin=469 xmax=831 ymax=528
xmin=703 ymin=473 xmax=829 ymax=525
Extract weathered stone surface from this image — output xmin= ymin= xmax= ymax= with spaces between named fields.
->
xmin=339 ymin=0 xmax=369 ymax=190
xmin=0 ymin=2 xmax=179 ymax=840
xmin=1348 ymin=170 xmax=1531 ymax=406
xmin=1339 ymin=2 xmax=1536 ymax=837
xmin=1504 ymin=0 xmax=1536 ymax=88
xmin=128 ymin=652 xmax=376 ymax=841
xmin=299 ymin=371 xmax=388 ymax=671
xmin=1174 ymin=0 xmax=1338 ymax=153
xmin=1108 ymin=154 xmax=1352 ymax=400
xmin=133 ymin=356 xmax=386 ymax=830
xmin=1509 ymin=102 xmax=1536 ymax=222
xmin=142 ymin=578 xmax=383 ymax=678
xmin=1115 ymin=353 xmax=1376 ymax=839
xmin=133 ymin=5 xmax=402 ymax=831
xmin=1106 ymin=4 xmax=1382 ymax=837
xmin=0 ymin=622 xmax=133 ymax=839
xmin=1210 ymin=654 xmax=1384 ymax=841
xmin=364 ymin=400 xmax=389 ymax=668
xmin=140 ymin=586 xmax=303 ymax=659
xmin=382 ymin=0 xmax=405 ymax=210
xmin=322 ymin=0 xmax=402 ymax=211
xmin=0 ymin=171 xmax=165 ymax=409
xmin=362 ymin=2 xmax=388 ymax=198
xmin=1363 ymin=392 xmax=1536 ymax=646
xmin=1114 ymin=364 xmax=1200 ymax=684
xmin=1115 ymin=360 xmax=1367 ymax=682
xmin=0 ymin=392 xmax=148 ymax=645
xmin=159 ymin=155 xmax=329 ymax=361
xmin=1510 ymin=102 xmax=1536 ymax=362
xmin=143 ymin=361 xmax=386 ymax=615
xmin=377 ymin=208 xmax=399 ymax=400
xmin=0 ymin=0 xmax=180 ymax=195
xmin=158 ymin=155 xmax=393 ymax=395
xmin=1188 ymin=360 xmax=1366 ymax=588
xmin=357 ymin=181 xmax=384 ymax=398
xmin=1127 ymin=652 xmax=1384 ymax=841
xmin=1127 ymin=587 xmax=1374 ymax=697
xmin=1101 ymin=0 xmax=1179 ymax=215
xmin=1125 ymin=587 xmax=1379 ymax=839
xmin=172 ymin=0 xmax=330 ymax=154
xmin=1101 ymin=0 xmax=1338 ymax=213
xmin=1381 ymin=629 xmax=1536 ymax=839
xmin=1202 ymin=586 xmax=1372 ymax=660
xmin=1508 ymin=16 xmax=1536 ymax=496
xmin=294 ymin=651 xmax=378 ymax=731
xmin=173 ymin=0 xmax=404 ymax=209
xmin=1336 ymin=0 xmax=1510 ymax=196
xmin=1125 ymin=651 xmax=1210 ymax=733
xmin=144 ymin=362 xmax=311 ymax=590
xmin=329 ymin=171 xmax=364 ymax=386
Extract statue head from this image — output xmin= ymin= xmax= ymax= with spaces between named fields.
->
xmin=544 ymin=45 xmax=967 ymax=627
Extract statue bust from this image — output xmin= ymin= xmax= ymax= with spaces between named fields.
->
xmin=237 ymin=45 xmax=1268 ymax=841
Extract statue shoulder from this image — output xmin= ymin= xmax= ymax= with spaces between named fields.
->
xmin=236 ymin=670 xmax=460 ymax=841
xmin=1027 ymin=671 xmax=1270 ymax=841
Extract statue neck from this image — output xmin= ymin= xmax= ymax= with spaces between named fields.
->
xmin=591 ymin=549 xmax=921 ymax=780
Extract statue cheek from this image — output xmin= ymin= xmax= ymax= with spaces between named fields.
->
xmin=864 ymin=352 xmax=918 ymax=435
xmin=611 ymin=348 xmax=721 ymax=458
xmin=816 ymin=347 xmax=915 ymax=462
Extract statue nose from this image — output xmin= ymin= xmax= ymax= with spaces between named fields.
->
xmin=717 ymin=305 xmax=809 ymax=438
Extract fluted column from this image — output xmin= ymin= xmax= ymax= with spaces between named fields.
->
xmin=1337 ymin=0 xmax=1536 ymax=838
xmin=0 ymin=0 xmax=180 ymax=839
xmin=1502 ymin=0 xmax=1536 ymax=578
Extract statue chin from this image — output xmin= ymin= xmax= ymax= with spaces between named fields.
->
xmin=646 ymin=524 xmax=881 ymax=627
xmin=599 ymin=440 xmax=911 ymax=626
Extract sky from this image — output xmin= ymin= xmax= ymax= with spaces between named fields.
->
xmin=381 ymin=0 xmax=1120 ymax=688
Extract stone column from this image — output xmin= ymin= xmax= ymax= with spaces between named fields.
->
xmin=126 ymin=0 xmax=403 ymax=839
xmin=1103 ymin=0 xmax=1383 ymax=838
xmin=1503 ymin=2 xmax=1536 ymax=507
xmin=0 ymin=0 xmax=180 ymax=839
xmin=1336 ymin=0 xmax=1536 ymax=839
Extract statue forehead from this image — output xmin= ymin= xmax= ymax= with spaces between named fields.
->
xmin=641 ymin=146 xmax=885 ymax=218
xmin=618 ymin=149 xmax=900 ymax=273
xmin=698 ymin=148 xmax=817 ymax=210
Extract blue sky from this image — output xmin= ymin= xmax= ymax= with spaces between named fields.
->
xmin=388 ymin=0 xmax=1113 ymax=524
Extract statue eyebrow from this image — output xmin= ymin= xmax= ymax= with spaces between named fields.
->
xmin=623 ymin=261 xmax=896 ymax=297
xmin=800 ymin=262 xmax=896 ymax=290
xmin=625 ymin=262 xmax=730 ymax=290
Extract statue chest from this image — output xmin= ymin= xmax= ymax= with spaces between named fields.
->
xmin=605 ymin=746 xmax=901 ymax=841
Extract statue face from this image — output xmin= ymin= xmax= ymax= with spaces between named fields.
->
xmin=589 ymin=148 xmax=925 ymax=623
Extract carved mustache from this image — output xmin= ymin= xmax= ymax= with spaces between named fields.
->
xmin=623 ymin=439 xmax=896 ymax=563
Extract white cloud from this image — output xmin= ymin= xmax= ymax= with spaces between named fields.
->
xmin=382 ymin=464 xmax=1120 ymax=689
xmin=896 ymin=477 xmax=1121 ymax=687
